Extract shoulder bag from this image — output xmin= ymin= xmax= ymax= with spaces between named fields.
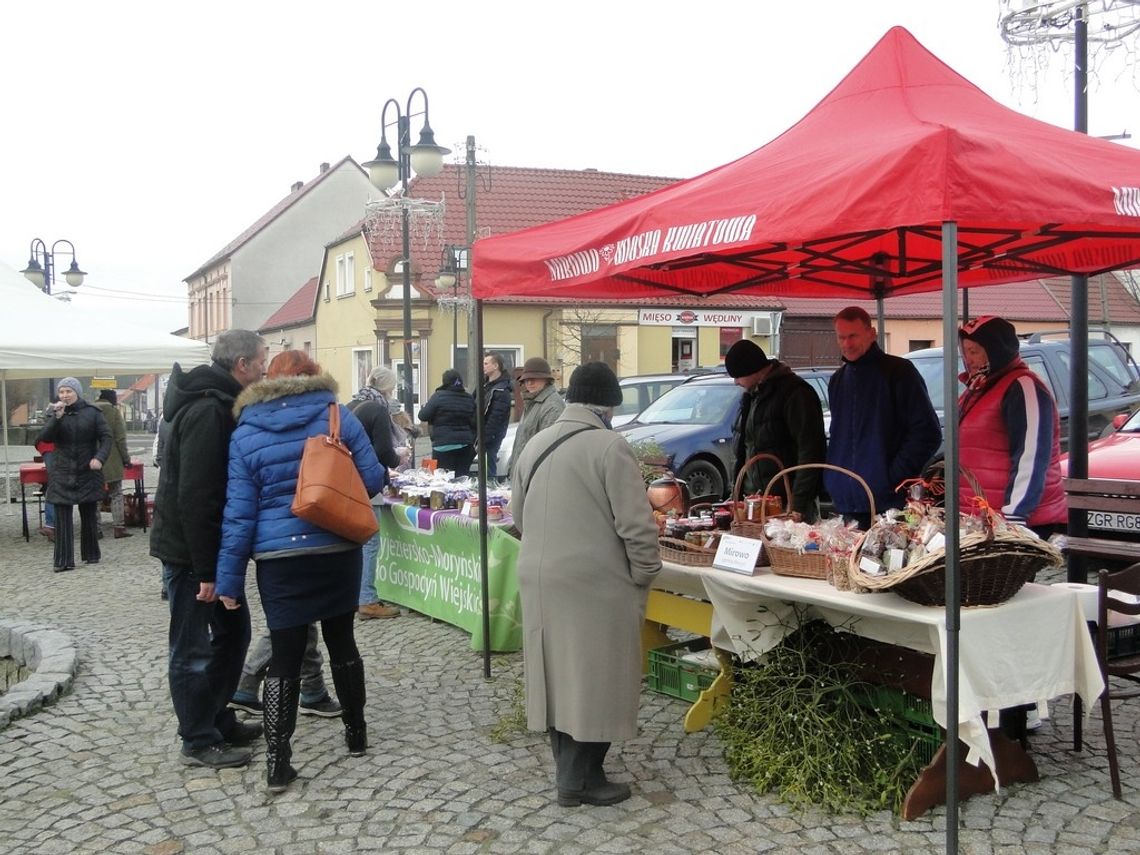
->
xmin=292 ymin=403 xmax=380 ymax=544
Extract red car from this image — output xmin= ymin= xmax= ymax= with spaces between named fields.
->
xmin=1061 ymin=409 xmax=1140 ymax=545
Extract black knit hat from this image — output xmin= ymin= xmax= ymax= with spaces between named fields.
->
xmin=959 ymin=316 xmax=1019 ymax=372
xmin=97 ymin=388 xmax=118 ymax=405
xmin=566 ymin=362 xmax=622 ymax=407
xmin=724 ymin=340 xmax=769 ymax=378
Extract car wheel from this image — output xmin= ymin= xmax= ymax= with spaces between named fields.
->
xmin=679 ymin=460 xmax=725 ymax=500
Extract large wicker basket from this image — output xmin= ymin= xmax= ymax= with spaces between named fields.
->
xmin=760 ymin=463 xmax=875 ymax=580
xmin=658 ymin=536 xmax=719 ymax=567
xmin=844 ymin=467 xmax=1062 ymax=607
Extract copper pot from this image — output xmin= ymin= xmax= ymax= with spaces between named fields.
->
xmin=647 ymin=476 xmax=689 ymax=516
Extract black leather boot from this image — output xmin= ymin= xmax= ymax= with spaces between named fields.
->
xmin=263 ymin=677 xmax=300 ymax=793
xmin=330 ymin=658 xmax=367 ymax=756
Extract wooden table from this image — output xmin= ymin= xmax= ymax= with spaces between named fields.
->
xmin=646 ymin=561 xmax=1105 ymax=818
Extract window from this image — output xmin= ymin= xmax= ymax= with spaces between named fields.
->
xmin=719 ymin=328 xmax=744 ymax=359
xmin=336 ymin=253 xmax=355 ymax=297
xmin=364 ymin=268 xmax=373 ymax=293
xmin=302 ymin=341 xmax=312 ymax=356
xmin=909 ymin=339 xmax=934 ymax=352
xmin=322 ymin=278 xmax=330 ymax=302
xmin=352 ymin=348 xmax=374 ymax=395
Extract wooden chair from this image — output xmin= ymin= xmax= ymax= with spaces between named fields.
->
xmin=1096 ymin=562 xmax=1140 ymax=799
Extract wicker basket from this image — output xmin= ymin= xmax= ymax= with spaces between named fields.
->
xmin=728 ymin=453 xmax=790 ymax=541
xmin=658 ymin=536 xmax=719 ymax=567
xmin=844 ymin=466 xmax=1063 ymax=607
xmin=760 ymin=463 xmax=876 ymax=580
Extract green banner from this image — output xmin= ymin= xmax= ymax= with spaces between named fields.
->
xmin=372 ymin=504 xmax=522 ymax=652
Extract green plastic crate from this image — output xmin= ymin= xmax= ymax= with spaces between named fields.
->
xmin=852 ymin=684 xmax=942 ymax=767
xmin=648 ymin=638 xmax=719 ymax=702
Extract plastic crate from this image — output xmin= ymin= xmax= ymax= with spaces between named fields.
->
xmin=647 ymin=638 xmax=719 ymax=703
xmin=852 ymin=684 xmax=942 ymax=767
xmin=1107 ymin=623 xmax=1140 ymax=659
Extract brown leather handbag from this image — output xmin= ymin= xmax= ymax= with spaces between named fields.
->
xmin=291 ymin=403 xmax=379 ymax=543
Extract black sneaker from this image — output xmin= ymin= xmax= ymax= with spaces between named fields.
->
xmin=223 ymin=720 xmax=264 ymax=746
xmin=228 ymin=696 xmax=263 ymax=716
xmin=299 ymin=695 xmax=342 ymax=718
xmin=179 ymin=743 xmax=252 ymax=769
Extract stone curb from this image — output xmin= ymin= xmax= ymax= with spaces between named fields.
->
xmin=0 ymin=619 xmax=78 ymax=730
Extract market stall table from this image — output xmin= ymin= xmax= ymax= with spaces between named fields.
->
xmin=371 ymin=499 xmax=521 ymax=651
xmin=647 ymin=561 xmax=1104 ymax=818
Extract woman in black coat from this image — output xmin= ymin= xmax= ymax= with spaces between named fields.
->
xmin=417 ymin=369 xmax=477 ymax=476
xmin=36 ymin=377 xmax=112 ymax=572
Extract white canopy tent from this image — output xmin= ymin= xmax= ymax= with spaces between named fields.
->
xmin=0 ymin=259 xmax=210 ymax=505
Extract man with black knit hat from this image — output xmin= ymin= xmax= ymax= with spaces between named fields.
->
xmin=93 ymin=388 xmax=133 ymax=538
xmin=958 ymin=315 xmax=1066 ymax=533
xmin=725 ymin=339 xmax=826 ymax=521
xmin=511 ymin=362 xmax=660 ymax=808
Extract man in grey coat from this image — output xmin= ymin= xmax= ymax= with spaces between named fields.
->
xmin=508 ymin=356 xmax=565 ymax=483
xmin=510 ymin=362 xmax=662 ymax=808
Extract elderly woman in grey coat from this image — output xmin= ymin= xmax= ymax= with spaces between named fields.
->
xmin=510 ymin=362 xmax=661 ymax=808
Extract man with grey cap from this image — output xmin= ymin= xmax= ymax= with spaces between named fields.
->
xmin=725 ymin=339 xmax=826 ymax=521
xmin=508 ymin=356 xmax=565 ymax=482
xmin=510 ymin=362 xmax=660 ymax=807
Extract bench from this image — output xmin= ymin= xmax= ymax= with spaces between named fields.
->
xmin=1063 ymin=477 xmax=1140 ymax=573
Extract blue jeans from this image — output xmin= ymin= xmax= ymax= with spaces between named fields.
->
xmin=42 ymin=451 xmax=55 ymax=527
xmin=235 ymin=625 xmax=329 ymax=704
xmin=359 ymin=532 xmax=380 ymax=606
xmin=164 ymin=563 xmax=251 ymax=750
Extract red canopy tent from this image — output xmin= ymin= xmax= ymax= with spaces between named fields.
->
xmin=473 ymin=26 xmax=1140 ymax=301
xmin=470 ymin=26 xmax=1140 ymax=839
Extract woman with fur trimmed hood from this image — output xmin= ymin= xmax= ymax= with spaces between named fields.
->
xmin=215 ymin=351 xmax=384 ymax=794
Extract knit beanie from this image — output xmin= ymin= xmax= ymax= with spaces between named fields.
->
xmin=566 ymin=362 xmax=622 ymax=407
xmin=959 ymin=316 xmax=1020 ymax=373
xmin=368 ymin=365 xmax=398 ymax=394
xmin=98 ymin=388 xmax=118 ymax=405
xmin=724 ymin=340 xmax=770 ymax=378
xmin=57 ymin=377 xmax=83 ymax=397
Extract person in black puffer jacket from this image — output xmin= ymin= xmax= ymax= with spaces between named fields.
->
xmin=36 ymin=376 xmax=111 ymax=572
xmin=417 ymin=369 xmax=477 ymax=476
xmin=480 ymin=352 xmax=513 ymax=480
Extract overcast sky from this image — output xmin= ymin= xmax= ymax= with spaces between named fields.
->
xmin=3 ymin=0 xmax=1138 ymax=334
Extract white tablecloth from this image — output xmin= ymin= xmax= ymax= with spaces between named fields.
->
xmin=654 ymin=563 xmax=1104 ymax=778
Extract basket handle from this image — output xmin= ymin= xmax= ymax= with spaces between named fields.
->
xmin=688 ymin=502 xmax=714 ymax=517
xmin=760 ymin=463 xmax=877 ymax=525
xmin=731 ymin=453 xmax=789 ymax=504
xmin=924 ymin=460 xmax=999 ymax=541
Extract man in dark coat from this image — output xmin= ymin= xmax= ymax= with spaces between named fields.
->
xmin=36 ymin=376 xmax=112 ymax=571
xmin=826 ymin=307 xmax=942 ymax=529
xmin=726 ymin=340 xmax=826 ymax=521
xmin=480 ymin=352 xmax=513 ymax=480
xmin=150 ymin=329 xmax=267 ymax=769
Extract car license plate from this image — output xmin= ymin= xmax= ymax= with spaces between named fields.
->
xmin=1086 ymin=510 xmax=1140 ymax=534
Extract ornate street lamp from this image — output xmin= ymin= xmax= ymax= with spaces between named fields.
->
xmin=435 ymin=245 xmax=472 ymax=373
xmin=22 ymin=237 xmax=87 ymax=297
xmin=363 ymin=88 xmax=449 ymax=420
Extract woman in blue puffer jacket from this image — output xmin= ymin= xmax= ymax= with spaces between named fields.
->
xmin=216 ymin=350 xmax=383 ymax=794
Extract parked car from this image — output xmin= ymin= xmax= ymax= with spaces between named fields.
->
xmin=617 ymin=367 xmax=835 ymax=500
xmin=904 ymin=336 xmax=1140 ymax=451
xmin=1060 ymin=407 xmax=1140 ymax=556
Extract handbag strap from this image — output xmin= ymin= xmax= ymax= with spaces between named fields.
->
xmin=519 ymin=426 xmax=598 ymax=497
xmin=327 ymin=403 xmax=341 ymax=442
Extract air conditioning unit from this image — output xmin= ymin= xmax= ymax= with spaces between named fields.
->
xmin=752 ymin=314 xmax=774 ymax=336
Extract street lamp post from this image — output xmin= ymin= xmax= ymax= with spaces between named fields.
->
xmin=363 ymin=88 xmax=449 ymax=421
xmin=22 ymin=237 xmax=87 ymax=297
xmin=436 ymin=245 xmax=471 ymax=372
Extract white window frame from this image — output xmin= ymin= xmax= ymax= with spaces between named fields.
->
xmin=364 ymin=268 xmax=373 ymax=293
xmin=351 ymin=347 xmax=374 ymax=396
xmin=336 ymin=252 xmax=356 ymax=298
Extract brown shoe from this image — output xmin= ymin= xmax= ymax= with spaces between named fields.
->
xmin=40 ymin=526 xmax=55 ymax=542
xmin=358 ymin=603 xmax=400 ymax=620
xmin=113 ymin=527 xmax=133 ymax=539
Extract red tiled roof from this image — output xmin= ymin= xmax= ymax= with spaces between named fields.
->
xmin=260 ymin=276 xmax=319 ymax=331
xmin=185 ymin=156 xmax=365 ymax=281
xmin=364 ymin=164 xmax=678 ymax=295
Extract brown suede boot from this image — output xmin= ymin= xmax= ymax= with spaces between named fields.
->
xmin=113 ymin=527 xmax=133 ymax=539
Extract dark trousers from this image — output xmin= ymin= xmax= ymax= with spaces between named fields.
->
xmin=549 ymin=728 xmax=611 ymax=792
xmin=267 ymin=611 xmax=359 ymax=679
xmin=164 ymin=563 xmax=250 ymax=750
xmin=52 ymin=502 xmax=99 ymax=569
xmin=433 ymin=446 xmax=475 ymax=479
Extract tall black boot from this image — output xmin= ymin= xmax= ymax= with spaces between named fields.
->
xmin=263 ymin=677 xmax=300 ymax=793
xmin=330 ymin=658 xmax=367 ymax=756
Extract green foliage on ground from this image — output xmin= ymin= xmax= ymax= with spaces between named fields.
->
xmin=714 ymin=621 xmax=929 ymax=815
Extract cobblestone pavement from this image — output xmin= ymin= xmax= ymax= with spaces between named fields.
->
xmin=1 ymin=442 xmax=1138 ymax=854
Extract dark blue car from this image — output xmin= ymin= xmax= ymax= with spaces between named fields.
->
xmin=618 ymin=369 xmax=832 ymax=499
